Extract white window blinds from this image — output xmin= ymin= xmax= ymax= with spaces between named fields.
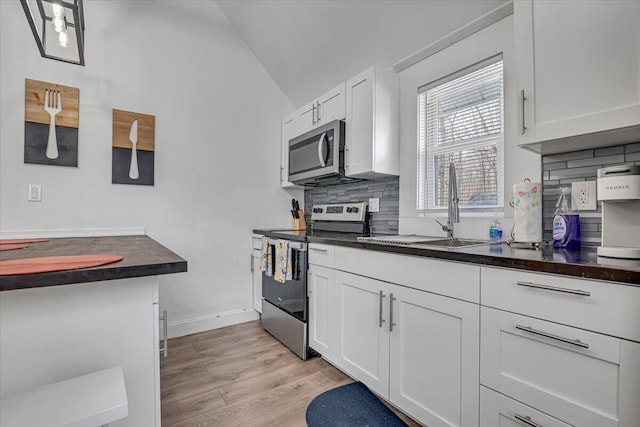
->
xmin=418 ymin=55 xmax=504 ymax=212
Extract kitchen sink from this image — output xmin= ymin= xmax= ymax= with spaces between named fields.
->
xmin=412 ymin=238 xmax=494 ymax=248
xmin=357 ymin=235 xmax=495 ymax=248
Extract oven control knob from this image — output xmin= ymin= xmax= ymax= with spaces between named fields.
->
xmin=346 ymin=207 xmax=353 ymax=213
xmin=353 ymin=207 xmax=359 ymax=213
xmin=318 ymin=208 xmax=323 ymax=213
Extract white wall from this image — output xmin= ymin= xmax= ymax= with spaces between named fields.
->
xmin=398 ymin=15 xmax=540 ymax=239
xmin=0 ymin=1 xmax=302 ymax=337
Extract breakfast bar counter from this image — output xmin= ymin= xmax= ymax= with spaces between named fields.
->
xmin=0 ymin=234 xmax=187 ymax=427
xmin=0 ymin=235 xmax=187 ymax=291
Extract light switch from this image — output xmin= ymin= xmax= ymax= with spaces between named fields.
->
xmin=28 ymin=184 xmax=41 ymax=202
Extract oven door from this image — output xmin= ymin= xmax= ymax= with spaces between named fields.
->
xmin=288 ymin=120 xmax=344 ymax=184
xmin=262 ymin=241 xmax=308 ymax=322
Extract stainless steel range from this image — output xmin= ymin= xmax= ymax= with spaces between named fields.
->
xmin=261 ymin=202 xmax=369 ymax=359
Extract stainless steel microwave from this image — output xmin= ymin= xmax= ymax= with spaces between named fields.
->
xmin=288 ymin=120 xmax=362 ymax=187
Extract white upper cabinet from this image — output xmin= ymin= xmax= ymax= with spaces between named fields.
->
xmin=345 ymin=66 xmax=399 ymax=178
xmin=317 ymin=83 xmax=346 ymax=127
xmin=297 ymin=83 xmax=346 ymax=136
xmin=515 ymin=0 xmax=640 ymax=154
xmin=280 ymin=112 xmax=301 ymax=188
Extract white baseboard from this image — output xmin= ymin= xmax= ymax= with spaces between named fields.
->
xmin=0 ymin=227 xmax=146 ymax=239
xmin=166 ymin=308 xmax=260 ymax=339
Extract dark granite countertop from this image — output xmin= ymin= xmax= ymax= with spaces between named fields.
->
xmin=0 ymin=235 xmax=187 ymax=291
xmin=253 ymin=229 xmax=640 ymax=286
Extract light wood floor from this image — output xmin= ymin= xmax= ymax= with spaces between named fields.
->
xmin=160 ymin=320 xmax=420 ymax=426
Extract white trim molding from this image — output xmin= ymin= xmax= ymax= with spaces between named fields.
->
xmin=0 ymin=227 xmax=146 ymax=239
xmin=166 ymin=308 xmax=260 ymax=339
xmin=392 ymin=1 xmax=514 ymax=73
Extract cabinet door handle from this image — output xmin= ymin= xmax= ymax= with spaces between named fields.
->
xmin=520 ymin=89 xmax=527 ymax=135
xmin=250 ymin=254 xmax=254 ymax=273
xmin=316 ymin=101 xmax=321 ymax=122
xmin=312 ymin=104 xmax=317 ymax=125
xmin=516 ymin=280 xmax=591 ymax=297
xmin=389 ymin=293 xmax=396 ymax=332
xmin=516 ymin=325 xmax=589 ymax=349
xmin=309 ymin=247 xmax=328 ymax=253
xmin=514 ymin=414 xmax=542 ymax=427
xmin=378 ymin=291 xmax=386 ymax=328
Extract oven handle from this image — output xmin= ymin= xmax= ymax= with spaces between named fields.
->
xmin=265 ymin=238 xmax=307 ymax=251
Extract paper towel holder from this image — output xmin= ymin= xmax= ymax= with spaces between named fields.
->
xmin=508 ymin=178 xmax=543 ymax=249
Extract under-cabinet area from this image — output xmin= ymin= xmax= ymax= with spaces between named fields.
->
xmin=307 ymin=243 xmax=640 ymax=427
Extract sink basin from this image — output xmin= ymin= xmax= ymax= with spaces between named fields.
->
xmin=413 ymin=238 xmax=493 ymax=248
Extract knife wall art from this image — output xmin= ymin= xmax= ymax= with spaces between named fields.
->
xmin=24 ymin=78 xmax=79 ymax=167
xmin=112 ymin=109 xmax=155 ymax=186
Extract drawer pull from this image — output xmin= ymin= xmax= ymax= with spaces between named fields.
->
xmin=514 ymin=414 xmax=542 ymax=427
xmin=516 ymin=281 xmax=590 ymax=297
xmin=310 ymin=247 xmax=328 ymax=253
xmin=516 ymin=325 xmax=589 ymax=349
xmin=378 ymin=291 xmax=386 ymax=328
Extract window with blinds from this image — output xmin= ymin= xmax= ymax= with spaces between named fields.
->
xmin=418 ymin=55 xmax=504 ymax=212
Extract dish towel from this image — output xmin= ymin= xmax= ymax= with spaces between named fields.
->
xmin=261 ymin=237 xmax=272 ymax=277
xmin=274 ymin=239 xmax=293 ymax=284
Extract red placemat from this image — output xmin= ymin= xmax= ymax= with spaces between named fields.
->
xmin=0 ymin=254 xmax=124 ymax=275
xmin=0 ymin=244 xmax=28 ymax=251
xmin=0 ymin=238 xmax=49 ymax=245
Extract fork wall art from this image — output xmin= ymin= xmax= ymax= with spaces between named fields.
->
xmin=24 ymin=79 xmax=79 ymax=167
xmin=112 ymin=109 xmax=155 ymax=186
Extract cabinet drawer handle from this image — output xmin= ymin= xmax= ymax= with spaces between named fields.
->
xmin=520 ymin=89 xmax=527 ymax=135
xmin=516 ymin=281 xmax=590 ymax=297
xmin=389 ymin=293 xmax=396 ymax=332
xmin=310 ymin=247 xmax=328 ymax=253
xmin=514 ymin=414 xmax=542 ymax=427
xmin=379 ymin=291 xmax=386 ymax=328
xmin=516 ymin=325 xmax=589 ymax=349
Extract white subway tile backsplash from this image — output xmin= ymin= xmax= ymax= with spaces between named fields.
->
xmin=566 ymin=154 xmax=625 ymax=168
xmin=541 ymin=142 xmax=638 ymax=245
xmin=304 ymin=176 xmax=399 ymax=234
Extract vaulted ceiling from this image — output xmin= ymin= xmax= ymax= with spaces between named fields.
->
xmin=215 ymin=0 xmax=509 ymax=107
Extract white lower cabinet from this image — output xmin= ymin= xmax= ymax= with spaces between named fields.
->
xmin=308 ymin=264 xmax=335 ymax=362
xmin=332 ymin=270 xmax=480 ymax=426
xmin=480 ymin=386 xmax=572 ymax=427
xmin=306 ymin=247 xmax=640 ymax=427
xmin=390 ymin=285 xmax=479 ymax=427
xmin=334 ymin=271 xmax=391 ymax=398
xmin=251 ymin=235 xmax=263 ymax=313
xmin=481 ymin=306 xmax=640 ymax=427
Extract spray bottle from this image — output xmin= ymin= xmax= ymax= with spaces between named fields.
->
xmin=552 ymin=188 xmax=581 ymax=248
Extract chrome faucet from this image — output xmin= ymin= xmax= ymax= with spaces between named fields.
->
xmin=436 ymin=162 xmax=460 ymax=238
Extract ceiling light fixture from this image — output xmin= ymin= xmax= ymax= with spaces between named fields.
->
xmin=20 ymin=0 xmax=85 ymax=66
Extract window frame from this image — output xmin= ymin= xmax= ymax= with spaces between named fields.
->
xmin=417 ymin=54 xmax=505 ymax=214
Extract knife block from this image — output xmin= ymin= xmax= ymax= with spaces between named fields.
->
xmin=291 ymin=210 xmax=306 ymax=230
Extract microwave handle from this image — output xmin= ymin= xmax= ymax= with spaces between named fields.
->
xmin=317 ymin=132 xmax=327 ymax=167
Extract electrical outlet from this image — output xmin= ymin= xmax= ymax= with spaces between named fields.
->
xmin=572 ymin=181 xmax=597 ymax=211
xmin=368 ymin=198 xmax=380 ymax=213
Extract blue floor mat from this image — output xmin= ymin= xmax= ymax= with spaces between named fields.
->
xmin=305 ymin=382 xmax=409 ymax=427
